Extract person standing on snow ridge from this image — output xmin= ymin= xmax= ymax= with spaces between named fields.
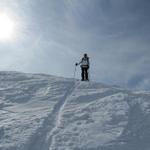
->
xmin=76 ymin=53 xmax=90 ymax=81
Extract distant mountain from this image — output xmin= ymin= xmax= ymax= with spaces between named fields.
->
xmin=0 ymin=71 xmax=150 ymax=150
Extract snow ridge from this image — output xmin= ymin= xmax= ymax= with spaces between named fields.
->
xmin=0 ymin=72 xmax=150 ymax=150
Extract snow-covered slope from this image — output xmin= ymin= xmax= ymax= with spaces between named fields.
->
xmin=0 ymin=71 xmax=150 ymax=150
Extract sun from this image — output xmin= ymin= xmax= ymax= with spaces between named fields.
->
xmin=0 ymin=13 xmax=15 ymax=41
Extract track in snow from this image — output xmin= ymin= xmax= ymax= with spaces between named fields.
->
xmin=27 ymin=81 xmax=76 ymax=150
xmin=48 ymin=82 xmax=79 ymax=150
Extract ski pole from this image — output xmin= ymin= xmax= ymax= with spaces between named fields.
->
xmin=73 ymin=65 xmax=77 ymax=79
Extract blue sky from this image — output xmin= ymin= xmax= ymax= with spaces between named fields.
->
xmin=0 ymin=0 xmax=150 ymax=90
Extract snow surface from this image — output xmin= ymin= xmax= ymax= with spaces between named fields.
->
xmin=0 ymin=71 xmax=150 ymax=150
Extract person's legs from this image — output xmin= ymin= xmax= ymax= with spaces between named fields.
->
xmin=81 ymin=67 xmax=89 ymax=81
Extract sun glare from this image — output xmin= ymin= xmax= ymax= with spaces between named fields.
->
xmin=0 ymin=13 xmax=15 ymax=41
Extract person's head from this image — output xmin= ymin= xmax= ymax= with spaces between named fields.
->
xmin=84 ymin=53 xmax=87 ymax=58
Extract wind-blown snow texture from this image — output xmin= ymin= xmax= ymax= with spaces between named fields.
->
xmin=0 ymin=72 xmax=150 ymax=150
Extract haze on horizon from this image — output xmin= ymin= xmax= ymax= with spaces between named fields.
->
xmin=0 ymin=0 xmax=150 ymax=90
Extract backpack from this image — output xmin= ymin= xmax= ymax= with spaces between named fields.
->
xmin=81 ymin=57 xmax=89 ymax=68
